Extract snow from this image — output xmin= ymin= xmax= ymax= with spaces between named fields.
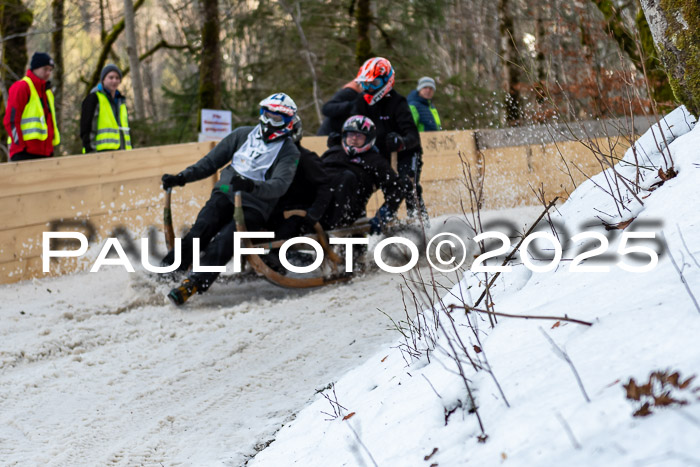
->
xmin=250 ymin=107 xmax=700 ymax=467
xmin=1 ymin=107 xmax=699 ymax=466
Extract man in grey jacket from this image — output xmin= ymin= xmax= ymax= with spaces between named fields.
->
xmin=160 ymin=93 xmax=300 ymax=305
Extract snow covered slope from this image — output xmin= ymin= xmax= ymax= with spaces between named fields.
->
xmin=250 ymin=108 xmax=700 ymax=467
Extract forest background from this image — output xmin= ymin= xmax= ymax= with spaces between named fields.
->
xmin=0 ymin=0 xmax=696 ymax=162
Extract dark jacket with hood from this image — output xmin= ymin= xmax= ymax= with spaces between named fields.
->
xmin=274 ymin=144 xmax=333 ymax=222
xmin=321 ymin=144 xmax=408 ymax=221
xmin=179 ymin=126 xmax=300 ymax=220
xmin=351 ymin=90 xmax=421 ymax=161
xmin=317 ymin=85 xmax=360 ymax=136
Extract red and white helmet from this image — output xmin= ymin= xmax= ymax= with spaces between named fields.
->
xmin=258 ymin=93 xmax=297 ymax=142
xmin=342 ymin=115 xmax=376 ymax=156
xmin=355 ymin=57 xmax=395 ymax=106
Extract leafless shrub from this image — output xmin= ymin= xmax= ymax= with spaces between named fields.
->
xmin=320 ymin=383 xmax=347 ymax=421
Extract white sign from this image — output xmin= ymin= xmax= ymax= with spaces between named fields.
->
xmin=200 ymin=109 xmax=232 ymax=138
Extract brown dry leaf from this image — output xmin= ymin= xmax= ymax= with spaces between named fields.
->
xmin=342 ymin=412 xmax=356 ymax=421
xmin=624 ymin=379 xmax=641 ymax=401
xmin=424 ymin=447 xmax=438 ymax=461
xmin=473 ymin=345 xmax=482 ymax=354
xmin=551 ymin=321 xmax=561 ymax=329
xmin=667 ymin=372 xmax=680 ymax=387
xmin=616 ymin=218 xmax=635 ymax=230
xmin=633 ymin=402 xmax=652 ymax=417
xmin=501 ymin=452 xmax=508 ymax=460
xmin=679 ymin=375 xmax=696 ymax=389
xmin=653 ymin=393 xmax=674 ymax=406
xmin=658 ymin=167 xmax=678 ymax=181
xmin=381 ymin=355 xmax=388 ymax=363
xmin=605 ymin=218 xmax=636 ymax=230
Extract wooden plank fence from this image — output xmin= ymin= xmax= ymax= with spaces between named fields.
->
xmin=0 ymin=123 xmax=641 ymax=284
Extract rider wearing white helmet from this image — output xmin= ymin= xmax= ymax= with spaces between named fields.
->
xmin=160 ymin=93 xmax=301 ymax=305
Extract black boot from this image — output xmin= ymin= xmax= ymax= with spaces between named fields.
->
xmin=168 ymin=278 xmax=199 ymax=306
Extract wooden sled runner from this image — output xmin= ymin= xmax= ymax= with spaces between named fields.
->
xmin=164 ymin=189 xmax=369 ymax=289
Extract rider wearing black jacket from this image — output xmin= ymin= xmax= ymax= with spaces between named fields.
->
xmin=352 ymin=57 xmax=427 ymax=222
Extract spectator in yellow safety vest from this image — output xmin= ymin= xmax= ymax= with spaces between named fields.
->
xmin=80 ymin=64 xmax=132 ymax=153
xmin=3 ymin=52 xmax=60 ymax=162
xmin=407 ymin=76 xmax=442 ymax=132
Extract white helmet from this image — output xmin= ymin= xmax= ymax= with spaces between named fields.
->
xmin=259 ymin=93 xmax=297 ymax=142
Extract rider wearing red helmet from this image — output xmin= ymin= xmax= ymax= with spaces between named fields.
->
xmin=352 ymin=57 xmax=428 ymax=223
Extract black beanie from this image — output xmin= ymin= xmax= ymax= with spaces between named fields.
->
xmin=30 ymin=52 xmax=54 ymax=70
xmin=100 ymin=64 xmax=123 ymax=83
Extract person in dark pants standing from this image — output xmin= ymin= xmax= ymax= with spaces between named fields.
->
xmin=351 ymin=57 xmax=428 ymax=224
xmin=159 ymin=93 xmax=300 ymax=305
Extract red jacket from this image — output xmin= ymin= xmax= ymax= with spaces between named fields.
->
xmin=3 ymin=70 xmax=56 ymax=159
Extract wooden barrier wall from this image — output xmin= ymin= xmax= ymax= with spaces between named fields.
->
xmin=0 ymin=130 xmax=631 ymax=284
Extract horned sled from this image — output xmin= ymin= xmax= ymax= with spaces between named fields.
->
xmin=164 ymin=189 xmax=375 ymax=289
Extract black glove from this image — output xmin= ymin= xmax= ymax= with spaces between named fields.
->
xmin=327 ymin=131 xmax=341 ymax=148
xmin=385 ymin=132 xmax=405 ymax=152
xmin=229 ymin=175 xmax=255 ymax=193
xmin=162 ymin=173 xmax=186 ymax=190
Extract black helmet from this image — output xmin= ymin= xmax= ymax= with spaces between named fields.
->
xmin=341 ymin=115 xmax=376 ymax=156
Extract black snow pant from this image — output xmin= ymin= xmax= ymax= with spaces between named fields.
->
xmin=161 ymin=190 xmax=266 ymax=291
xmin=321 ymin=170 xmax=366 ymax=230
xmin=398 ymin=151 xmax=427 ymax=219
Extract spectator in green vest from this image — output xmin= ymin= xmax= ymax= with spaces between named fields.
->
xmin=80 ymin=64 xmax=132 ymax=153
xmin=407 ymin=76 xmax=442 ymax=132
xmin=3 ymin=52 xmax=60 ymax=161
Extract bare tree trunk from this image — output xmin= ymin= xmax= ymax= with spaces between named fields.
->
xmin=198 ymin=0 xmax=221 ymax=116
xmin=639 ymin=0 xmax=700 ymax=116
xmin=278 ymin=0 xmax=322 ymax=125
xmin=83 ymin=0 xmax=146 ymax=98
xmin=498 ymin=0 xmax=521 ymax=125
xmin=355 ymin=0 xmax=372 ymax=66
xmin=51 ymin=0 xmax=64 ymax=141
xmin=591 ymin=0 xmax=673 ymax=104
xmin=123 ymin=0 xmax=145 ymax=119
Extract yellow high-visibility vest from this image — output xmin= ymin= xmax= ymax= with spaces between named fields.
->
xmin=95 ymin=92 xmax=131 ymax=152
xmin=18 ymin=76 xmax=60 ymax=146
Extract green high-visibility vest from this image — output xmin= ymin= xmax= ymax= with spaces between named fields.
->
xmin=94 ymin=92 xmax=132 ymax=152
xmin=409 ymin=103 xmax=442 ymax=132
xmin=17 ymin=76 xmax=61 ymax=146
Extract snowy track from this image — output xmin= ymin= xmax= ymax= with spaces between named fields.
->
xmin=0 ymin=267 xmax=414 ymax=465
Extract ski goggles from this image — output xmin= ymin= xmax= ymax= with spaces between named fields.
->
xmin=260 ymin=109 xmax=293 ymax=127
xmin=360 ymin=75 xmax=390 ymax=95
